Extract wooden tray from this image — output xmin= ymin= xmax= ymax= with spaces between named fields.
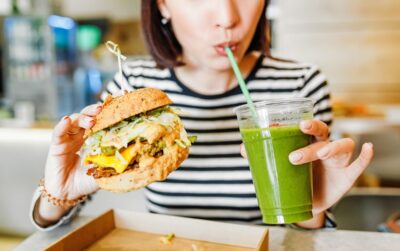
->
xmin=45 ymin=209 xmax=268 ymax=251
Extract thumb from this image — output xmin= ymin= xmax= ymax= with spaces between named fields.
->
xmin=75 ymin=165 xmax=100 ymax=195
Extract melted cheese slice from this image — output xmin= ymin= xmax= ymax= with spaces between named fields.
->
xmin=84 ymin=144 xmax=139 ymax=173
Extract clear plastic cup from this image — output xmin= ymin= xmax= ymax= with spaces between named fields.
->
xmin=234 ymin=98 xmax=314 ymax=224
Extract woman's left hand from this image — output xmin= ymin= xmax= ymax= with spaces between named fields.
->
xmin=287 ymin=119 xmax=374 ymax=214
xmin=240 ymin=119 xmax=374 ymax=216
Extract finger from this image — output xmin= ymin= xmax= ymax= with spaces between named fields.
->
xmin=68 ymin=113 xmax=95 ymax=130
xmin=81 ymin=104 xmax=102 ymax=116
xmin=345 ymin=143 xmax=374 ymax=183
xmin=55 ymin=113 xmax=93 ymax=142
xmin=77 ymin=114 xmax=96 ymax=129
xmin=52 ymin=116 xmax=72 ymax=144
xmin=300 ymin=119 xmax=330 ymax=141
xmin=68 ymin=130 xmax=85 ymax=142
xmin=240 ymin=144 xmax=247 ymax=159
xmin=316 ymin=138 xmax=355 ymax=161
xmin=289 ymin=141 xmax=328 ymax=165
xmin=49 ymin=139 xmax=84 ymax=156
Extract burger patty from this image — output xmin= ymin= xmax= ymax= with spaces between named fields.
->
xmin=88 ymin=163 xmax=139 ymax=179
xmin=85 ymin=142 xmax=165 ymax=179
xmin=85 ymin=128 xmax=179 ymax=179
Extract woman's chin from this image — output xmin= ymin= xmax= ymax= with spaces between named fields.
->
xmin=205 ymin=57 xmax=237 ymax=71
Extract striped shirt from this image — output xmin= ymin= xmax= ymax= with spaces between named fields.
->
xmin=101 ymin=55 xmax=332 ymax=224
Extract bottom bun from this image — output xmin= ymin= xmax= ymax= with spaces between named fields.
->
xmin=94 ymin=145 xmax=189 ymax=192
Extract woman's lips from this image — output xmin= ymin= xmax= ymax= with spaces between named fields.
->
xmin=214 ymin=43 xmax=238 ymax=56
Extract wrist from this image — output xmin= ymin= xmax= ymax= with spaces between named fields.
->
xmin=44 ymin=177 xmax=69 ymax=200
xmin=34 ymin=196 xmax=72 ymax=227
xmin=41 ymin=178 xmax=87 ymax=205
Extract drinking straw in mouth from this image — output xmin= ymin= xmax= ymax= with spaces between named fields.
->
xmin=105 ymin=41 xmax=130 ymax=93
xmin=225 ymin=46 xmax=257 ymax=118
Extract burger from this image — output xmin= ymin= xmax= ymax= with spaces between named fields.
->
xmin=81 ymin=88 xmax=195 ymax=192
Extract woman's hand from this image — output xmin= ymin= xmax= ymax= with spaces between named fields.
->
xmin=239 ymin=119 xmax=374 ymax=228
xmin=285 ymin=119 xmax=374 ymax=214
xmin=44 ymin=104 xmax=102 ymax=201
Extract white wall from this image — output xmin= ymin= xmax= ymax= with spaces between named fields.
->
xmin=275 ymin=0 xmax=400 ymax=104
xmin=61 ymin=0 xmax=141 ymax=21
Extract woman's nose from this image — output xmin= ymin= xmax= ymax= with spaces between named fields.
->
xmin=215 ymin=0 xmax=240 ymax=29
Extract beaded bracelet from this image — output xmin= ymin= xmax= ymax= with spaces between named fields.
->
xmin=39 ymin=178 xmax=87 ymax=207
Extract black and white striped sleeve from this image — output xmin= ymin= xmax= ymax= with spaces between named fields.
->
xmin=300 ymin=66 xmax=333 ymax=127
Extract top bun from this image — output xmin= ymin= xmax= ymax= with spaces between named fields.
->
xmin=85 ymin=88 xmax=173 ymax=138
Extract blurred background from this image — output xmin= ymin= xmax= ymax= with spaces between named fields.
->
xmin=0 ymin=0 xmax=399 ymax=249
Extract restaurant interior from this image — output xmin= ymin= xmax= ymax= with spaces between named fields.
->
xmin=0 ymin=0 xmax=399 ymax=250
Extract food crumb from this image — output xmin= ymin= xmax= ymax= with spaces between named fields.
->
xmin=160 ymin=233 xmax=175 ymax=244
xmin=191 ymin=243 xmax=206 ymax=251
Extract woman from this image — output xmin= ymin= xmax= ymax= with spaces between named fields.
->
xmin=31 ymin=0 xmax=373 ymax=230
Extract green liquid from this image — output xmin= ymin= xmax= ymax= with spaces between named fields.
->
xmin=241 ymin=125 xmax=313 ymax=224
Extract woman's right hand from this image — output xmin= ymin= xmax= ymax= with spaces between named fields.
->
xmin=43 ymin=104 xmax=102 ymax=201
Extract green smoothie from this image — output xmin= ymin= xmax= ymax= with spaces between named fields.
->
xmin=241 ymin=125 xmax=313 ymax=224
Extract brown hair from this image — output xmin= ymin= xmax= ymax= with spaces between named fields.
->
xmin=141 ymin=0 xmax=270 ymax=69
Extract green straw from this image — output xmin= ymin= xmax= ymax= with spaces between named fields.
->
xmin=225 ymin=46 xmax=257 ymax=118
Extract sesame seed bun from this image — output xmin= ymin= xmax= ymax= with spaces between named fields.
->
xmin=84 ymin=88 xmax=173 ymax=138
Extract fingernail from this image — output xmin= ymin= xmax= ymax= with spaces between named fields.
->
xmin=289 ymin=152 xmax=303 ymax=163
xmin=301 ymin=120 xmax=312 ymax=130
xmin=63 ymin=116 xmax=69 ymax=121
xmin=365 ymin=142 xmax=373 ymax=149
xmin=317 ymin=147 xmax=330 ymax=159
xmin=84 ymin=117 xmax=94 ymax=124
